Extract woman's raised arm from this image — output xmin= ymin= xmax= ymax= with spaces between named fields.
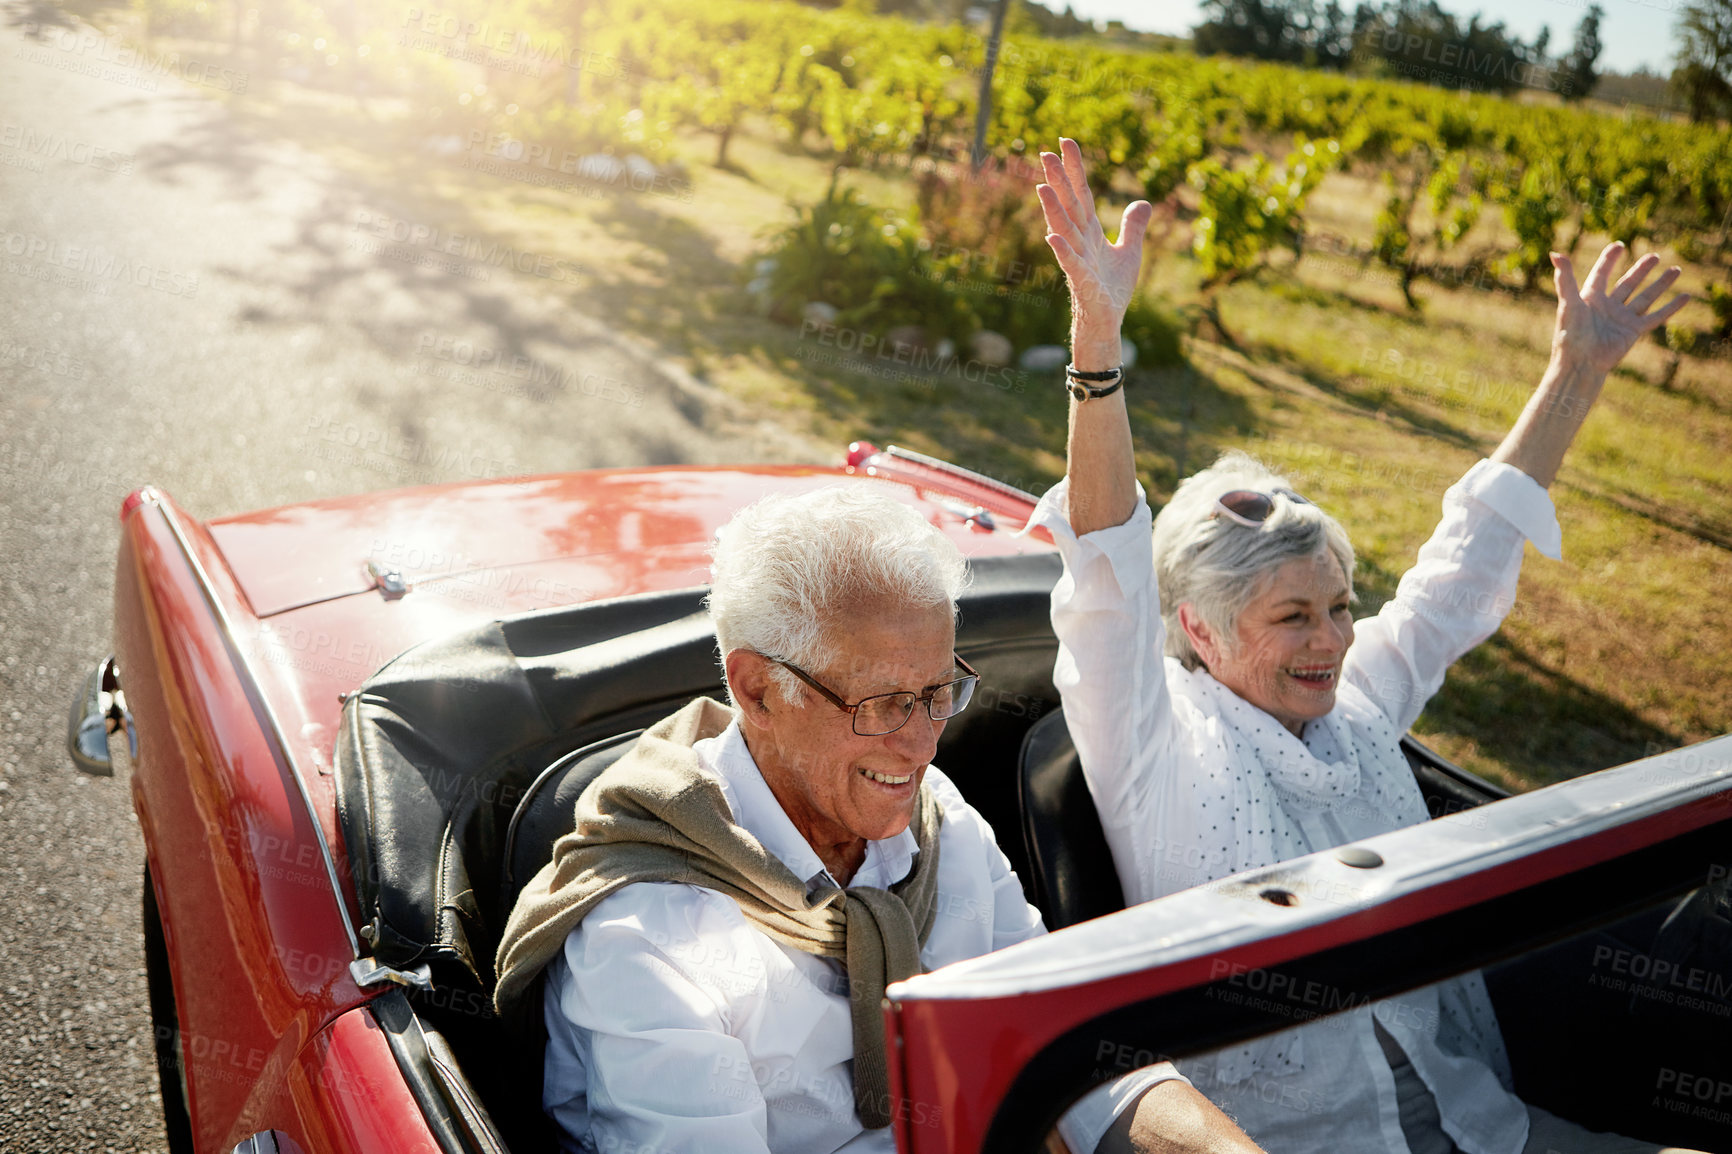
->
xmin=1031 ymin=141 xmax=1217 ymax=904
xmin=1344 ymin=243 xmax=1690 ymax=732
xmin=1036 ymin=138 xmax=1152 ymax=534
xmin=1491 ymin=242 xmax=1689 ymax=488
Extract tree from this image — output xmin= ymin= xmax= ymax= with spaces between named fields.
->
xmin=1009 ymin=0 xmax=1091 ymax=37
xmin=1192 ymin=0 xmax=1308 ymax=63
xmin=1314 ymin=0 xmax=1351 ymax=68
xmin=1186 ymin=139 xmax=1340 ymax=340
xmin=1559 ymin=5 xmax=1603 ymax=101
xmin=1346 ymin=1 xmax=1551 ymax=94
xmin=1673 ymin=0 xmax=1732 ymax=121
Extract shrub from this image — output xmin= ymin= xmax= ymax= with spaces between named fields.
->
xmin=1705 ymin=282 xmax=1732 ymax=342
xmin=134 ymin=0 xmax=221 ymax=36
xmin=914 ymin=165 xmax=1070 ymax=348
xmin=1492 ymin=160 xmax=1568 ymax=293
xmin=760 ymin=172 xmax=966 ymax=339
xmin=760 ymin=166 xmax=1186 ymax=365
xmin=1188 ymin=139 xmax=1338 ymax=287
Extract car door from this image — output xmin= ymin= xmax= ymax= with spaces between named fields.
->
xmin=885 ymin=736 xmax=1732 ymax=1154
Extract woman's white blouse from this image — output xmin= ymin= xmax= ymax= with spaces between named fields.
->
xmin=1028 ymin=458 xmax=1564 ymax=1154
xmin=541 ymin=721 xmax=1184 ymax=1154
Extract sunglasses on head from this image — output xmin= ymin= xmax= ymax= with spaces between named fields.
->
xmin=1211 ymin=488 xmax=1312 ymax=528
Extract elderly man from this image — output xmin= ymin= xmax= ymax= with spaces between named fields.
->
xmin=494 ymin=485 xmax=1264 ymax=1154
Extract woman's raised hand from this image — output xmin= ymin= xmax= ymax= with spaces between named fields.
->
xmin=1491 ymin=242 xmax=1691 ymax=488
xmin=1550 ymin=242 xmax=1691 ymax=375
xmin=1037 ymin=138 xmax=1153 ymax=334
xmin=1041 ymin=139 xmax=1147 ymax=532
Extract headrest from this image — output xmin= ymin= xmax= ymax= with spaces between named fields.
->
xmin=501 ymin=729 xmax=645 ymax=913
xmin=1016 ymin=708 xmax=1126 ymax=929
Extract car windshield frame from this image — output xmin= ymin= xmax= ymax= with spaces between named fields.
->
xmin=884 ymin=736 xmax=1732 ymax=1154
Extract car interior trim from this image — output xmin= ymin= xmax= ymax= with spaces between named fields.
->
xmin=880 ymin=443 xmax=1039 ymax=504
xmin=371 ymin=988 xmax=506 ymax=1154
xmin=349 ymin=956 xmax=434 ymax=993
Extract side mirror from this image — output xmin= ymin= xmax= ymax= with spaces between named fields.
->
xmin=67 ymin=656 xmax=135 ymax=776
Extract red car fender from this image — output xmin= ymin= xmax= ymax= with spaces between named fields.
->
xmin=117 ymin=489 xmax=387 ymax=1152
xmin=220 ymin=1004 xmax=446 ymax=1154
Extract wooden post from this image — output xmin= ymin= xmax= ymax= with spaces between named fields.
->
xmin=970 ymin=0 xmax=1014 ymax=171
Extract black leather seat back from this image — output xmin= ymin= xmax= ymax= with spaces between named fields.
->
xmin=501 ymin=729 xmax=644 ymax=911
xmin=334 ymin=588 xmax=724 ymax=999
xmin=1017 ymin=709 xmax=1125 ymax=930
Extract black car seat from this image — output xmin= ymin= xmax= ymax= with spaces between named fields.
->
xmin=1016 ymin=708 xmax=1125 ymax=929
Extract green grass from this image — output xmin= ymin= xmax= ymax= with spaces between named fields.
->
xmin=140 ymin=27 xmax=1732 ymax=790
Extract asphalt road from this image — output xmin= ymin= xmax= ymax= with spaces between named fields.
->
xmin=0 ymin=4 xmax=817 ymax=1147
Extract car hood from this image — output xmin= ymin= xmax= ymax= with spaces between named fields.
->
xmin=206 ymin=465 xmax=1040 ymax=618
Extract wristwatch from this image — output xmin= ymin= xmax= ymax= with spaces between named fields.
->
xmin=1065 ymin=363 xmax=1124 ymax=402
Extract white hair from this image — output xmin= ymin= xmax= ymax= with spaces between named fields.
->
xmin=707 ymin=485 xmax=970 ymax=705
xmin=1152 ymin=450 xmax=1355 ymax=671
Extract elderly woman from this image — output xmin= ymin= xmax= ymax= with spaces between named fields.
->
xmin=1027 ymin=138 xmax=1702 ymax=1154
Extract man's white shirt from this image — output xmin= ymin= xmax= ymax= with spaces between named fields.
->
xmin=543 ymin=720 xmax=1184 ymax=1154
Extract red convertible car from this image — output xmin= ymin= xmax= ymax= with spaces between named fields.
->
xmin=69 ymin=444 xmax=1732 ymax=1154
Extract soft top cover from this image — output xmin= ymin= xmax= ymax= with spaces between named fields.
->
xmin=333 ymin=552 xmax=1064 ymax=1000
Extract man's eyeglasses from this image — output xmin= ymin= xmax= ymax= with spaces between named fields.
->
xmin=1211 ymin=487 xmax=1312 ymax=528
xmin=767 ymin=654 xmax=979 ymax=736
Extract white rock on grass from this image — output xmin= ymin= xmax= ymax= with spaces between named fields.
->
xmin=1018 ymin=344 xmax=1069 ymax=372
xmin=886 ymin=325 xmax=928 ymax=354
xmin=573 ymin=154 xmax=626 ymax=182
xmin=970 ymin=330 xmax=1014 ymax=366
xmin=1121 ymin=336 xmax=1139 ymax=370
xmin=802 ymin=301 xmax=840 ymax=325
